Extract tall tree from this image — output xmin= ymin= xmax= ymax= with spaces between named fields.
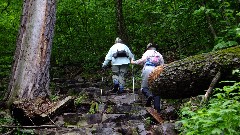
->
xmin=202 ymin=1 xmax=217 ymax=40
xmin=4 ymin=0 xmax=56 ymax=105
xmin=115 ymin=0 xmax=128 ymax=43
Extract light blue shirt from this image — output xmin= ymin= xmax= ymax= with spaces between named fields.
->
xmin=102 ymin=43 xmax=134 ymax=66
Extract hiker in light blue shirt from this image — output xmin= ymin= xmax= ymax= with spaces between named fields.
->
xmin=102 ymin=37 xmax=134 ymax=94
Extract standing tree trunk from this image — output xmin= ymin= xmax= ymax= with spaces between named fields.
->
xmin=5 ymin=0 xmax=56 ymax=105
xmin=202 ymin=2 xmax=217 ymax=40
xmin=115 ymin=0 xmax=128 ymax=43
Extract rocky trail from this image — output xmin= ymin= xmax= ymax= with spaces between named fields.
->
xmin=3 ymin=75 xmax=180 ymax=135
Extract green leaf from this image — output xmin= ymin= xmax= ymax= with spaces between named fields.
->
xmin=211 ymin=128 xmax=222 ymax=134
xmin=236 ymin=12 xmax=240 ymax=16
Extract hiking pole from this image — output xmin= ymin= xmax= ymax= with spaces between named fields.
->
xmin=132 ymin=64 xmax=135 ymax=101
xmin=101 ymin=76 xmax=103 ymax=96
xmin=101 ymin=66 xmax=107 ymax=96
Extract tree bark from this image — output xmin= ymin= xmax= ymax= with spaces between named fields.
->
xmin=5 ymin=0 xmax=56 ymax=105
xmin=148 ymin=46 xmax=240 ymax=99
xmin=11 ymin=96 xmax=74 ymax=125
xmin=115 ymin=0 xmax=128 ymax=43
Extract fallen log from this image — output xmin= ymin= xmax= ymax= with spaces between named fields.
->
xmin=1 ymin=125 xmax=58 ymax=129
xmin=146 ymin=107 xmax=164 ymax=124
xmin=11 ymin=96 xmax=75 ymax=125
xmin=148 ymin=46 xmax=240 ymax=99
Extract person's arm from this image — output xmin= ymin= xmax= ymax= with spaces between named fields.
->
xmin=131 ymin=52 xmax=147 ymax=65
xmin=126 ymin=47 xmax=134 ymax=60
xmin=159 ymin=54 xmax=164 ymax=65
xmin=102 ymin=48 xmax=113 ymax=67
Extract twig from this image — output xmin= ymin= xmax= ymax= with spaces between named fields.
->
xmin=2 ymin=130 xmax=14 ymax=135
xmin=47 ymin=115 xmax=59 ymax=128
xmin=28 ymin=116 xmax=35 ymax=126
xmin=201 ymin=71 xmax=221 ymax=104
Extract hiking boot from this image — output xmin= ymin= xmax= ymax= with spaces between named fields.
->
xmin=117 ymin=91 xmax=123 ymax=94
xmin=146 ymin=95 xmax=153 ymax=107
xmin=110 ymin=88 xmax=118 ymax=93
xmin=117 ymin=86 xmax=124 ymax=94
xmin=110 ymin=86 xmax=118 ymax=93
xmin=110 ymin=81 xmax=119 ymax=93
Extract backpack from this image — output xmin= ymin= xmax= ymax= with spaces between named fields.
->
xmin=113 ymin=50 xmax=128 ymax=58
xmin=147 ymin=51 xmax=161 ymax=66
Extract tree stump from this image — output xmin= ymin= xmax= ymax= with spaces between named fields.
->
xmin=11 ymin=96 xmax=74 ymax=125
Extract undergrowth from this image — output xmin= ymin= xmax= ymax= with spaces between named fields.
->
xmin=177 ymin=81 xmax=240 ymax=135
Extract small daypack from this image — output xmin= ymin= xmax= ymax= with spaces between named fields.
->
xmin=147 ymin=51 xmax=161 ymax=66
xmin=113 ymin=50 xmax=128 ymax=58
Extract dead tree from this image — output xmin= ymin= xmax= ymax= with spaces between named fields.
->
xmin=5 ymin=0 xmax=56 ymax=105
xmin=1 ymin=0 xmax=74 ymax=125
xmin=148 ymin=46 xmax=240 ymax=99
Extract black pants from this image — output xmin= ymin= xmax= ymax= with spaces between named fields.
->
xmin=153 ymin=96 xmax=161 ymax=113
xmin=142 ymin=88 xmax=161 ymax=113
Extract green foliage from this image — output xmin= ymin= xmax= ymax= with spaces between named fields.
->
xmin=1 ymin=0 xmax=238 ymax=74
xmin=74 ymin=93 xmax=88 ymax=106
xmin=177 ymin=82 xmax=240 ymax=135
xmin=232 ymin=69 xmax=240 ymax=78
xmin=0 ymin=0 xmax=239 ymax=102
xmin=213 ymin=39 xmax=238 ymax=51
xmin=49 ymin=94 xmax=60 ymax=102
xmin=52 ymin=0 xmax=116 ymax=73
xmin=12 ymin=129 xmax=35 ymax=135
xmin=0 ymin=0 xmax=22 ymax=71
xmin=144 ymin=116 xmax=152 ymax=128
xmin=106 ymin=105 xmax=113 ymax=113
xmin=89 ymin=101 xmax=98 ymax=114
xmin=0 ymin=110 xmax=14 ymax=133
xmin=0 ymin=0 xmax=22 ymax=100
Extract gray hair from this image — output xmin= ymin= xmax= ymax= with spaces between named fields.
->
xmin=146 ymin=43 xmax=157 ymax=50
xmin=115 ymin=37 xmax=123 ymax=43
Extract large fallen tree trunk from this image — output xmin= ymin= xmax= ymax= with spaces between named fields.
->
xmin=148 ymin=46 xmax=240 ymax=99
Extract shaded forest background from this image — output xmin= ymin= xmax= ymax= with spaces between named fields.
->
xmin=0 ymin=0 xmax=240 ymax=99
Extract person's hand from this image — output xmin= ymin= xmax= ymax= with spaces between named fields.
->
xmin=102 ymin=65 xmax=107 ymax=71
xmin=131 ymin=59 xmax=134 ymax=64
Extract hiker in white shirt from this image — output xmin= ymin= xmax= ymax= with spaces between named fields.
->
xmin=102 ymin=37 xmax=134 ymax=94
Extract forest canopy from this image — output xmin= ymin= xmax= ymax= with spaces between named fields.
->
xmin=0 ymin=0 xmax=240 ymax=99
